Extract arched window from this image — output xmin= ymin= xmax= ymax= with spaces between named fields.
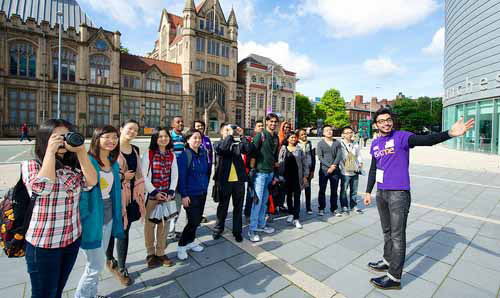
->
xmin=195 ymin=79 xmax=226 ymax=109
xmin=260 ymin=77 xmax=265 ymax=84
xmin=251 ymin=75 xmax=257 ymax=83
xmin=53 ymin=48 xmax=77 ymax=81
xmin=90 ymin=55 xmax=110 ymax=85
xmin=9 ymin=41 xmax=36 ymax=78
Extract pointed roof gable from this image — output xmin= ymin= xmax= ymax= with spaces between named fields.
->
xmin=158 ymin=9 xmax=183 ymax=32
xmin=228 ymin=8 xmax=238 ymax=27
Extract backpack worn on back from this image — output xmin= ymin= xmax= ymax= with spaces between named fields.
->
xmin=0 ymin=164 xmax=35 ymax=258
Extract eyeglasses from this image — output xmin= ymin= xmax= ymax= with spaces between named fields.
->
xmin=376 ymin=118 xmax=393 ymax=125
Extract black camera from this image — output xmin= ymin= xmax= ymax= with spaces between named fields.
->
xmin=229 ymin=124 xmax=238 ymax=130
xmin=62 ymin=132 xmax=85 ymax=147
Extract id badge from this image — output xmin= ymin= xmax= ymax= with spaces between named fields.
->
xmin=376 ymin=169 xmax=384 ymax=183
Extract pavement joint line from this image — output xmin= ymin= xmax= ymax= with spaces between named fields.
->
xmin=410 ymin=174 xmax=500 ymax=189
xmin=203 ymin=220 xmax=343 ymax=298
xmin=6 ymin=149 xmax=30 ymax=162
xmin=411 ymin=202 xmax=500 ymax=225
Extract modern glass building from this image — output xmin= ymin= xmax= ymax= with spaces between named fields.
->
xmin=443 ymin=0 xmax=500 ymax=154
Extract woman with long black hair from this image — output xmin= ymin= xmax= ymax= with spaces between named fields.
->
xmin=106 ymin=119 xmax=145 ymax=286
xmin=141 ymin=127 xmax=178 ymax=268
xmin=22 ymin=119 xmax=97 ymax=298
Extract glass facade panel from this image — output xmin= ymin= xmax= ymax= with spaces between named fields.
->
xmin=463 ymin=103 xmax=476 ymax=152
xmin=478 ymin=101 xmax=493 ymax=153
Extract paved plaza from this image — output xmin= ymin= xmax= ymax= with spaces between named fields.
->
xmin=0 ymin=142 xmax=500 ymax=298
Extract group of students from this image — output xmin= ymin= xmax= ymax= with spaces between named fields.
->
xmin=21 ymin=117 xmax=214 ymax=298
xmin=17 ymin=105 xmax=475 ymax=298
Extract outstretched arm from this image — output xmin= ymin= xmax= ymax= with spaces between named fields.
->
xmin=408 ymin=117 xmax=474 ymax=148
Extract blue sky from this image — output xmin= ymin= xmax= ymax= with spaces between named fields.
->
xmin=78 ymin=0 xmax=445 ymax=102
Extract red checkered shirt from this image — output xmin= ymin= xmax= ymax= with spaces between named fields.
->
xmin=22 ymin=160 xmax=90 ymax=248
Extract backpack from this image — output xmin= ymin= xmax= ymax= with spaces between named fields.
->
xmin=0 ymin=164 xmax=35 ymax=258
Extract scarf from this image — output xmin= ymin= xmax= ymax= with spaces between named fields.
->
xmin=118 ymin=146 xmax=146 ymax=224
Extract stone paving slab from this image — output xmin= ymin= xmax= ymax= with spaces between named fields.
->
xmin=3 ymin=156 xmax=500 ymax=297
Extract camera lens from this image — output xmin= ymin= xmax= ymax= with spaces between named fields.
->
xmin=64 ymin=132 xmax=85 ymax=147
xmin=230 ymin=124 xmax=237 ymax=130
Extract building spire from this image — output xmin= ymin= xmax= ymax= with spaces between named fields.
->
xmin=184 ymin=0 xmax=195 ymax=12
xmin=228 ymin=7 xmax=238 ymax=28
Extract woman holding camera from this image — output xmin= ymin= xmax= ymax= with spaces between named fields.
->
xmin=177 ymin=129 xmax=210 ymax=260
xmin=22 ymin=119 xmax=96 ymax=298
xmin=212 ymin=125 xmax=253 ymax=242
xmin=76 ymin=126 xmax=125 ymax=298
xmin=278 ymin=132 xmax=309 ymax=229
xmin=106 ymin=119 xmax=145 ymax=286
xmin=141 ymin=127 xmax=178 ymax=268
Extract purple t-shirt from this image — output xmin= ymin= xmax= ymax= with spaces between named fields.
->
xmin=370 ymin=130 xmax=414 ymax=190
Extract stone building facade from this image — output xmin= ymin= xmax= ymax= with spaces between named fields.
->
xmin=0 ymin=0 xmax=185 ymax=137
xmin=237 ymin=54 xmax=297 ymax=129
xmin=148 ymin=0 xmax=243 ymax=133
xmin=345 ymin=95 xmax=394 ymax=130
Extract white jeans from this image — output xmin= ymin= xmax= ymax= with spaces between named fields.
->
xmin=75 ymin=220 xmax=113 ymax=298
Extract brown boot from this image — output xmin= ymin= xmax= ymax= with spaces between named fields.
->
xmin=115 ymin=268 xmax=133 ymax=286
xmin=106 ymin=258 xmax=119 ymax=274
xmin=146 ymin=254 xmax=159 ymax=268
xmin=158 ymin=255 xmax=174 ymax=267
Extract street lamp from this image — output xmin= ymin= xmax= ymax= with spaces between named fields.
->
xmin=57 ymin=11 xmax=63 ymax=119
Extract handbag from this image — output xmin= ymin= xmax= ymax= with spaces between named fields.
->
xmin=212 ymin=183 xmax=220 ymax=203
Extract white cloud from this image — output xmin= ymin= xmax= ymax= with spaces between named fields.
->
xmin=80 ymin=0 xmax=255 ymax=29
xmin=363 ymin=57 xmax=404 ymax=77
xmin=238 ymin=41 xmax=316 ymax=80
xmin=423 ymin=27 xmax=445 ymax=55
xmin=298 ymin=0 xmax=439 ymax=38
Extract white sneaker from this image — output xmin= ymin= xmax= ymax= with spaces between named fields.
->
xmin=255 ymin=226 xmax=275 ymax=234
xmin=188 ymin=242 xmax=204 ymax=252
xmin=353 ymin=206 xmax=363 ymax=214
xmin=286 ymin=215 xmax=293 ymax=223
xmin=177 ymin=245 xmax=188 ymax=260
xmin=293 ymin=220 xmax=303 ymax=229
xmin=307 ymin=210 xmax=313 ymax=215
xmin=248 ymin=230 xmax=261 ymax=242
xmin=318 ymin=210 xmax=325 ymax=216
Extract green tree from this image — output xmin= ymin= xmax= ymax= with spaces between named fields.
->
xmin=391 ymin=96 xmax=442 ymax=132
xmin=295 ymin=93 xmax=315 ymax=127
xmin=120 ymin=44 xmax=129 ymax=54
xmin=316 ymin=88 xmax=350 ymax=129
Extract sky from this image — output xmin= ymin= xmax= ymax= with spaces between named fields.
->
xmin=78 ymin=0 xmax=445 ymax=103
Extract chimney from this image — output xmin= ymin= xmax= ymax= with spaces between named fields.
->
xmin=371 ymin=97 xmax=378 ymax=110
xmin=353 ymin=95 xmax=363 ymax=106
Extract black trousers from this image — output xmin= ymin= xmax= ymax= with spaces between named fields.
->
xmin=214 ymin=182 xmax=245 ymax=236
xmin=286 ymin=188 xmax=301 ymax=220
xmin=318 ymin=170 xmax=342 ymax=212
xmin=244 ymin=182 xmax=253 ymax=217
xmin=376 ymin=189 xmax=411 ymax=281
xmin=179 ymin=194 xmax=207 ymax=247
xmin=304 ymin=177 xmax=312 ymax=211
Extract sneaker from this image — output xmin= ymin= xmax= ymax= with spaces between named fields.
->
xmin=318 ymin=210 xmax=325 ymax=216
xmin=146 ymin=255 xmax=159 ymax=268
xmin=293 ymin=220 xmax=303 ymax=229
xmin=116 ymin=268 xmax=133 ymax=286
xmin=201 ymin=216 xmax=208 ymax=223
xmin=334 ymin=210 xmax=343 ymax=217
xmin=177 ymin=245 xmax=188 ymax=260
xmin=188 ymin=242 xmax=204 ymax=252
xmin=342 ymin=207 xmax=350 ymax=216
xmin=96 ymin=296 xmax=111 ymax=298
xmin=286 ymin=215 xmax=293 ymax=223
xmin=255 ymin=226 xmax=275 ymax=234
xmin=248 ymin=230 xmax=261 ymax=242
xmin=307 ymin=210 xmax=313 ymax=215
xmin=157 ymin=255 xmax=174 ymax=267
xmin=106 ymin=258 xmax=119 ymax=274
xmin=353 ymin=206 xmax=363 ymax=214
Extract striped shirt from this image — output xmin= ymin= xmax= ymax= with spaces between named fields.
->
xmin=171 ymin=130 xmax=185 ymax=158
xmin=22 ymin=160 xmax=90 ymax=249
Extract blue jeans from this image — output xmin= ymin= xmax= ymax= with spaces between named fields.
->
xmin=318 ymin=170 xmax=342 ymax=211
xmin=250 ymin=172 xmax=274 ymax=231
xmin=75 ymin=220 xmax=113 ymax=298
xmin=340 ymin=174 xmax=359 ymax=209
xmin=26 ymin=238 xmax=81 ymax=298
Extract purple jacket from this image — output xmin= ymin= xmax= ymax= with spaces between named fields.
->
xmin=202 ymin=135 xmax=213 ymax=167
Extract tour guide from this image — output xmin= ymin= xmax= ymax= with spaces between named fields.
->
xmin=364 ymin=107 xmax=474 ymax=290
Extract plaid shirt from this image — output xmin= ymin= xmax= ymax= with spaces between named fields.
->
xmin=22 ymin=160 xmax=90 ymax=249
xmin=151 ymin=150 xmax=174 ymax=192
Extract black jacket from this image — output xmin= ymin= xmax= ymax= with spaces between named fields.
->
xmin=214 ymin=136 xmax=255 ymax=184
